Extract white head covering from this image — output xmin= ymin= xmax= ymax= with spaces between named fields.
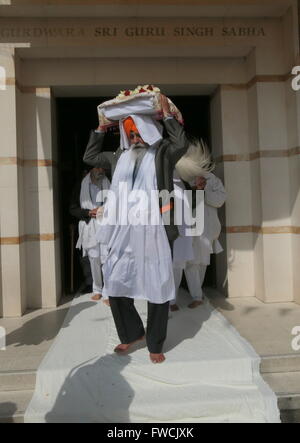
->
xmin=119 ymin=114 xmax=163 ymax=150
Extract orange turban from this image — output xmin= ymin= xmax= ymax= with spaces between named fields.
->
xmin=123 ymin=117 xmax=139 ymax=138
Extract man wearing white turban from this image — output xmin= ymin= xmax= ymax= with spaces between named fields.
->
xmin=83 ymin=94 xmax=189 ymax=364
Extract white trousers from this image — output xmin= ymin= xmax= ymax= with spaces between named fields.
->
xmin=88 ymin=256 xmax=103 ymax=295
xmin=171 ymin=264 xmax=207 ymax=305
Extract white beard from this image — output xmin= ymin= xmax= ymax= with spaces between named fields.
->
xmin=129 ymin=143 xmax=148 ymax=160
xmin=130 ymin=142 xmax=147 ymax=150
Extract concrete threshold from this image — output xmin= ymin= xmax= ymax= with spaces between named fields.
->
xmin=1 ymin=291 xmax=300 ymax=422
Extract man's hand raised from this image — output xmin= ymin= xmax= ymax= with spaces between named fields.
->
xmin=95 ymin=124 xmax=106 ymax=133
xmin=160 ymin=94 xmax=172 ymax=118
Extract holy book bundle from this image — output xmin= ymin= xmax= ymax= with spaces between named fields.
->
xmin=97 ymin=85 xmax=183 ymax=130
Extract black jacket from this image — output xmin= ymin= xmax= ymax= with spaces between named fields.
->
xmin=69 ymin=180 xmax=91 ymax=223
xmin=83 ymin=118 xmax=189 ymax=248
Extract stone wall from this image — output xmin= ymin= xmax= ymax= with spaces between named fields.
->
xmin=0 ymin=3 xmax=299 ymax=316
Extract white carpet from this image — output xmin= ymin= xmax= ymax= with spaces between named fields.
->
xmin=24 ymin=292 xmax=281 ymax=423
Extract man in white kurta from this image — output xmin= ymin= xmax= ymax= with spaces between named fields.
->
xmin=100 ymin=146 xmax=175 ymax=305
xmin=75 ymin=168 xmax=110 ymax=301
xmin=171 ymin=172 xmax=226 ymax=309
xmin=171 ymin=171 xmax=195 ymax=311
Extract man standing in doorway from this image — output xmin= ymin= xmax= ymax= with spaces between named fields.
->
xmin=171 ymin=167 xmax=226 ymax=310
xmin=70 ymin=166 xmax=111 ymax=303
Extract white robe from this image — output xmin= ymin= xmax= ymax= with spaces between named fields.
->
xmin=189 ymin=173 xmax=227 ymax=266
xmin=172 ymin=172 xmax=194 ymax=269
xmin=76 ymin=173 xmax=110 ymax=261
xmin=96 ymin=146 xmax=175 ymax=304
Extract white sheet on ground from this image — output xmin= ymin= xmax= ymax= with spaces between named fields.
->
xmin=24 ymin=292 xmax=280 ymax=423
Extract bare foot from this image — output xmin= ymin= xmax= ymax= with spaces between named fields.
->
xmin=114 ymin=335 xmax=145 ymax=354
xmin=91 ymin=293 xmax=102 ymax=301
xmin=188 ymin=300 xmax=204 ymax=309
xmin=150 ymin=353 xmax=165 ymax=364
xmin=170 ymin=304 xmax=179 ymax=312
xmin=102 ymin=299 xmax=110 ymax=306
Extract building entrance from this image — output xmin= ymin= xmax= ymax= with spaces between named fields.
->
xmin=55 ymin=94 xmax=213 ymax=294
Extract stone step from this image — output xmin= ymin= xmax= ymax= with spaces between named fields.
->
xmin=0 ymin=390 xmax=298 ymax=423
xmin=1 ymin=358 xmax=298 ymax=391
xmin=0 ymin=370 xmax=36 ymax=392
xmin=280 ymin=410 xmax=300 ymax=424
xmin=262 ymin=371 xmax=300 ymax=397
xmin=262 ymin=371 xmax=300 ymax=423
xmin=278 ymin=393 xmax=300 ymax=411
xmin=1 ymin=365 xmax=299 ymax=422
xmin=261 ymin=354 xmax=300 ymax=374
xmin=0 ymin=390 xmax=33 ymax=423
xmin=0 ymin=385 xmax=299 ymax=423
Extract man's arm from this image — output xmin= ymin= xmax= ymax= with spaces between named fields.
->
xmin=159 ymin=94 xmax=189 ymax=166
xmin=69 ymin=182 xmax=90 ymax=222
xmin=83 ymin=130 xmax=114 ymax=168
xmin=164 ymin=117 xmax=189 ymax=166
xmin=204 ymin=175 xmax=227 ymax=208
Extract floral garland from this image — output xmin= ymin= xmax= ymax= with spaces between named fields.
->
xmin=117 ymin=84 xmax=161 ymax=100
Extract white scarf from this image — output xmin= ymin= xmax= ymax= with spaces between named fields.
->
xmin=119 ymin=114 xmax=163 ymax=150
xmin=95 ymin=148 xmax=160 ymax=245
xmin=96 ymin=147 xmax=174 ymax=303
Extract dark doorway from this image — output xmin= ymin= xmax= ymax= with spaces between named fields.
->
xmin=56 ymin=95 xmax=214 ymax=295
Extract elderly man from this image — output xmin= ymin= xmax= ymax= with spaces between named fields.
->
xmin=70 ymin=166 xmax=110 ymax=303
xmin=83 ymin=94 xmax=189 ymax=363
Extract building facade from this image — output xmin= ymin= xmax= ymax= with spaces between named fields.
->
xmin=0 ymin=0 xmax=299 ymax=317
